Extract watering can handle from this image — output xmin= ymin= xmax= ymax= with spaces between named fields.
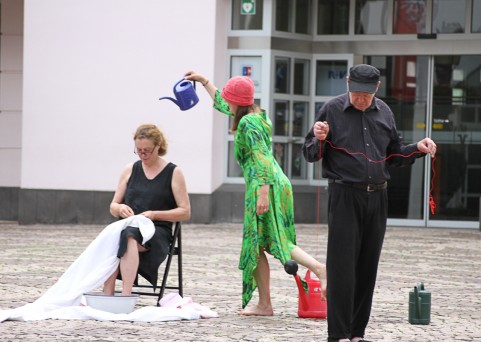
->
xmin=414 ymin=284 xmax=422 ymax=319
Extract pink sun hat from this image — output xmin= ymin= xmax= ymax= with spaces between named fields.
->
xmin=220 ymin=76 xmax=255 ymax=106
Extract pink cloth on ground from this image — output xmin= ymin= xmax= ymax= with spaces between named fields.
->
xmin=160 ymin=293 xmax=218 ymax=319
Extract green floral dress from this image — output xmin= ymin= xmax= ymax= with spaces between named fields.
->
xmin=213 ymin=91 xmax=297 ymax=308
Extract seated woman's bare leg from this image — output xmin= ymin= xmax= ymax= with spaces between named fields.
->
xmin=103 ymin=267 xmax=119 ymax=295
xmin=119 ymin=237 xmax=141 ymax=295
xmin=290 ymin=246 xmax=327 ymax=300
xmin=119 ymin=237 xmax=148 ymax=295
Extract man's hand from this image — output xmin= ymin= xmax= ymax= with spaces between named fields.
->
xmin=313 ymin=121 xmax=329 ymax=141
xmin=417 ymin=138 xmax=437 ymax=158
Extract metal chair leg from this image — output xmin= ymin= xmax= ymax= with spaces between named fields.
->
xmin=156 ymin=222 xmax=182 ymax=306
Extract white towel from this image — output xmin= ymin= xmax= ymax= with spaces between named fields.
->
xmin=0 ymin=215 xmax=218 ymax=322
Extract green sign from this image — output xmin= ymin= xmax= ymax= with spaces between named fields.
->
xmin=241 ymin=0 xmax=256 ymax=15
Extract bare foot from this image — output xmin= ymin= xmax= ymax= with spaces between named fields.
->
xmin=314 ymin=263 xmax=327 ymax=300
xmin=238 ymin=304 xmax=274 ymax=316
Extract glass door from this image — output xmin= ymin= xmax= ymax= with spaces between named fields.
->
xmin=429 ymin=55 xmax=481 ymax=228
xmin=367 ymin=55 xmax=481 ymax=228
xmin=366 ymin=56 xmax=430 ymax=226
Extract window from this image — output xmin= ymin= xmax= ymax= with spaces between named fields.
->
xmin=274 ymin=100 xmax=289 ymax=136
xmin=294 ymin=59 xmax=310 ymax=95
xmin=275 ymin=0 xmax=311 ymax=34
xmin=315 ymin=60 xmax=348 ymax=96
xmin=295 ymin=0 xmax=311 ymax=34
xmin=317 ymin=0 xmax=349 ymax=35
xmin=292 ymin=102 xmax=309 ymax=137
xmin=292 ymin=101 xmax=309 ymax=180
xmin=275 ymin=57 xmax=290 ymax=93
xmin=355 ymin=0 xmax=388 ymax=34
xmin=432 ymin=0 xmax=466 ymax=33
xmin=274 ymin=142 xmax=288 ymax=171
xmin=272 ymin=99 xmax=309 ymax=179
xmin=228 ymin=142 xmax=243 ymax=177
xmin=275 ymin=0 xmax=290 ymax=31
xmin=273 ymin=56 xmax=311 ymax=180
xmin=393 ymin=0 xmax=427 ymax=34
xmin=471 ymin=0 xmax=481 ymax=33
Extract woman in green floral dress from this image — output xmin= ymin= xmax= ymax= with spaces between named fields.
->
xmin=185 ymin=71 xmax=326 ymax=316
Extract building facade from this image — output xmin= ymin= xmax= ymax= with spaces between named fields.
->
xmin=1 ymin=0 xmax=480 ymax=229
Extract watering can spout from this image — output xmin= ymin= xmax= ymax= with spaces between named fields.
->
xmin=158 ymin=96 xmax=180 ymax=106
xmin=284 ymin=260 xmax=308 ymax=307
xmin=284 ymin=260 xmax=298 ymax=275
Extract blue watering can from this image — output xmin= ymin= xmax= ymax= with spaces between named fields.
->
xmin=159 ymin=79 xmax=199 ymax=111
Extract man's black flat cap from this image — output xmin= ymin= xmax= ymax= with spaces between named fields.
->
xmin=348 ymin=64 xmax=380 ymax=94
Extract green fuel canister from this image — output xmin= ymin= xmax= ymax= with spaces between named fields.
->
xmin=408 ymin=282 xmax=431 ymax=325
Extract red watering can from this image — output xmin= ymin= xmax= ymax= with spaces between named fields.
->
xmin=284 ymin=260 xmax=327 ymax=319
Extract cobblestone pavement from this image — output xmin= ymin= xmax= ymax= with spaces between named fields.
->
xmin=0 ymin=221 xmax=480 ymax=341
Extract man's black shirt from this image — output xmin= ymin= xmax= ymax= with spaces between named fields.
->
xmin=302 ymin=93 xmax=423 ymax=184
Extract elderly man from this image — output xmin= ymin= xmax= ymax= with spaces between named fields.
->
xmin=302 ymin=64 xmax=436 ymax=342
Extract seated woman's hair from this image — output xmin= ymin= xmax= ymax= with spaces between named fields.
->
xmin=134 ymin=124 xmax=168 ymax=156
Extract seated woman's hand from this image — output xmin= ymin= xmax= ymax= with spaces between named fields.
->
xmin=140 ymin=211 xmax=155 ymax=221
xmin=119 ymin=204 xmax=134 ymax=218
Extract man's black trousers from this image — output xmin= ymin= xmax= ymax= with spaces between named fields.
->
xmin=326 ymin=183 xmax=388 ymax=341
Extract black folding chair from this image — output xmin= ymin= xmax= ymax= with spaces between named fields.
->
xmin=132 ymin=221 xmax=183 ymax=306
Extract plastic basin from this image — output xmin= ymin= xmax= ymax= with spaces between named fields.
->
xmin=83 ymin=292 xmax=139 ymax=314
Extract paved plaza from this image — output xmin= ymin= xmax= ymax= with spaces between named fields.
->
xmin=0 ymin=221 xmax=480 ymax=341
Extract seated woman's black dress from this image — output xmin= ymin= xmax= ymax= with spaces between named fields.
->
xmin=117 ymin=160 xmax=177 ymax=287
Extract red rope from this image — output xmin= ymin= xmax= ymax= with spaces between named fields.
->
xmin=319 ymin=140 xmax=437 ymax=215
xmin=317 ymin=144 xmax=323 ymax=225
xmin=429 ymin=156 xmax=437 ymax=215
xmin=323 ymin=140 xmax=424 ymax=163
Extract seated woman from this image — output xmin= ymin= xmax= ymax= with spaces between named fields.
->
xmin=103 ymin=124 xmax=191 ymax=296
